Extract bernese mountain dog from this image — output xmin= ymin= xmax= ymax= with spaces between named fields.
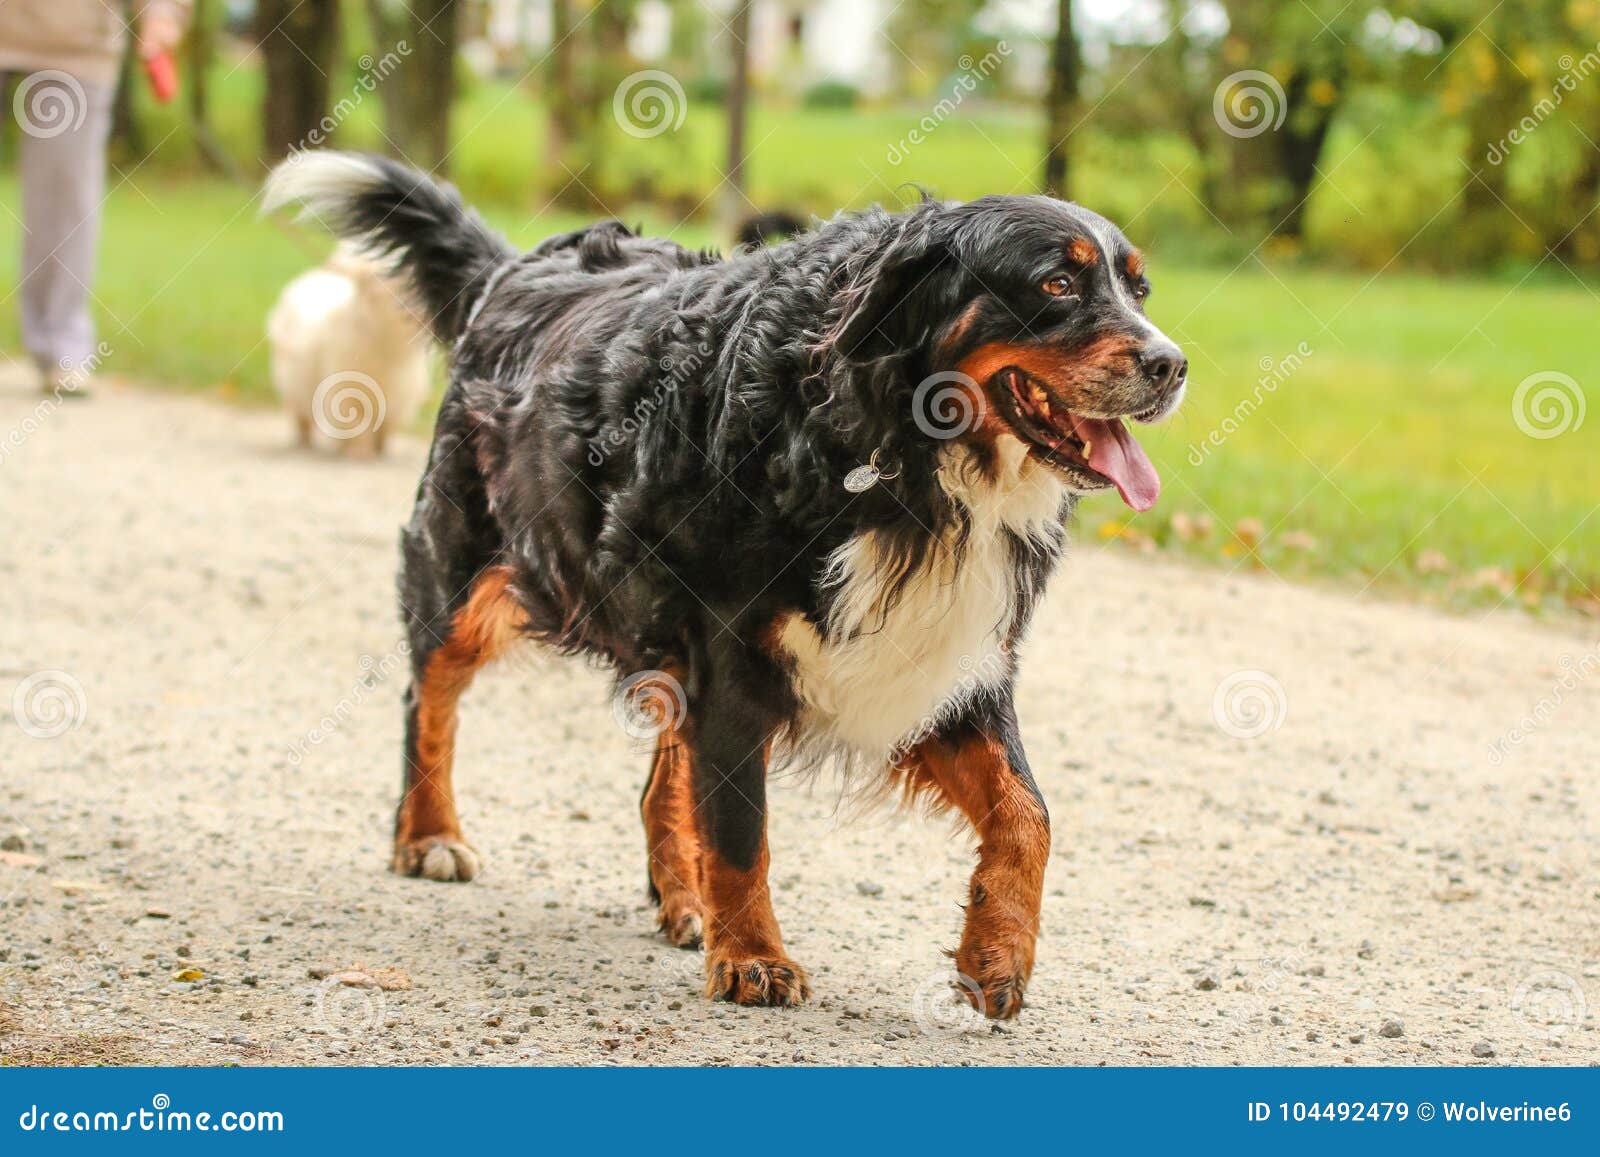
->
xmin=264 ymin=152 xmax=1186 ymax=1019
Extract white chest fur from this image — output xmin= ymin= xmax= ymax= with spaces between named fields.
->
xmin=778 ymin=440 xmax=1067 ymax=758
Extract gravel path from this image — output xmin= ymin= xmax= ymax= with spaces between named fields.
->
xmin=1 ymin=378 xmax=1596 ymax=1067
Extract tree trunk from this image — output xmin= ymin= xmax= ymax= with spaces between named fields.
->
xmin=586 ymin=0 xmax=633 ymax=194
xmin=547 ymin=0 xmax=578 ymax=173
xmin=722 ymin=0 xmax=753 ymax=230
xmin=1267 ymin=69 xmax=1341 ymax=239
xmin=1042 ymin=0 xmax=1079 ymax=198
xmin=404 ymin=0 xmax=459 ymax=171
xmin=187 ymin=0 xmax=209 ymax=126
xmin=256 ymin=0 xmax=341 ymax=163
xmin=184 ymin=0 xmax=237 ymax=176
xmin=363 ymin=0 xmax=412 ymax=158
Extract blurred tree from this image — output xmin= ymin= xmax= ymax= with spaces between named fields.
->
xmin=257 ymin=0 xmax=341 ymax=163
xmin=723 ymin=0 xmax=753 ymax=230
xmin=363 ymin=0 xmax=414 ymax=158
xmin=1157 ymin=0 xmax=1226 ymax=218
xmin=188 ymin=0 xmax=213 ymax=155
xmin=1138 ymin=2 xmax=1379 ymax=240
xmin=187 ymin=0 xmax=242 ymax=177
xmin=1042 ymin=0 xmax=1079 ymax=198
xmin=1216 ymin=0 xmax=1361 ymax=240
xmin=405 ymin=0 xmax=462 ymax=170
xmin=547 ymin=0 xmax=580 ymax=175
xmin=577 ymin=0 xmax=638 ymax=202
xmin=888 ymin=0 xmax=985 ymax=96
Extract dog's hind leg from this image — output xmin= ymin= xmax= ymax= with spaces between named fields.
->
xmin=394 ymin=565 xmax=526 ymax=882
xmin=641 ymin=727 xmax=705 ymax=948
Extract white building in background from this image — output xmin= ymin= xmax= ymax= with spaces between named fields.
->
xmin=470 ymin=0 xmax=1059 ymax=96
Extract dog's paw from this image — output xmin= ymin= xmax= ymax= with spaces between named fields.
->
xmin=658 ymin=905 xmax=704 ymax=950
xmin=392 ymin=836 xmax=480 ymax=882
xmin=704 ymin=954 xmax=811 ymax=1008
xmin=959 ymin=970 xmax=1027 ymax=1020
xmin=953 ymin=950 xmax=1029 ymax=1020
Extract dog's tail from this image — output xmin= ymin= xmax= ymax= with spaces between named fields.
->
xmin=262 ymin=151 xmax=515 ymax=343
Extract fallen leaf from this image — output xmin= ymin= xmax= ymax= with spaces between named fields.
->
xmin=172 ymin=968 xmax=204 ymax=982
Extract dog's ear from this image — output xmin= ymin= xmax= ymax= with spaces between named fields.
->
xmin=831 ymin=210 xmax=951 ymax=362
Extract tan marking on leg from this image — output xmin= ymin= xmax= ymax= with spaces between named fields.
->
xmin=894 ymin=735 xmax=1050 ymax=1018
xmin=700 ymin=843 xmax=810 ymax=1007
xmin=394 ymin=566 xmax=526 ymax=882
xmin=642 ymin=729 xmax=705 ymax=947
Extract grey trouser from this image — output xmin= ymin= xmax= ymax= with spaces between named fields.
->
xmin=8 ymin=70 xmax=113 ymax=371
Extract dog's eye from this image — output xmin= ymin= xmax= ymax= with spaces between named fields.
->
xmin=1041 ymin=275 xmax=1075 ymax=298
xmin=1132 ymin=281 xmax=1150 ymax=301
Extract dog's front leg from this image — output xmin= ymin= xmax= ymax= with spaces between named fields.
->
xmin=899 ymin=692 xmax=1050 ymax=1019
xmin=685 ymin=670 xmax=810 ymax=1008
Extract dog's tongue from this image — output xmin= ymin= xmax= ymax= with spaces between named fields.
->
xmin=1073 ymin=416 xmax=1160 ymax=512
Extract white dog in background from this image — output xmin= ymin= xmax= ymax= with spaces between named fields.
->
xmin=267 ymin=244 xmax=432 ymax=458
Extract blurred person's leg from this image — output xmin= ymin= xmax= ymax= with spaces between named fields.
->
xmin=17 ymin=73 xmax=114 ymax=390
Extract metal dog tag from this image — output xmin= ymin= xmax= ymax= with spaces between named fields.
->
xmin=843 ymin=464 xmax=880 ymax=493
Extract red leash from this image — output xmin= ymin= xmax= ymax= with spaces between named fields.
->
xmin=143 ymin=51 xmax=178 ymax=103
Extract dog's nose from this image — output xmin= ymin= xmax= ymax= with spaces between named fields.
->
xmin=1138 ymin=342 xmax=1187 ymax=394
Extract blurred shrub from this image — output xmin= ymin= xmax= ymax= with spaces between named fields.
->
xmin=685 ymin=75 xmax=727 ymax=104
xmin=802 ymin=81 xmax=860 ymax=110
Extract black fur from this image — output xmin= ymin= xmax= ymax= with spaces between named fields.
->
xmin=273 ymin=153 xmax=1184 ymax=895
xmin=735 ymin=209 xmax=806 ymax=248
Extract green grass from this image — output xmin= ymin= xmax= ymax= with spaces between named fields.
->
xmin=115 ymin=62 xmax=1214 ymax=252
xmin=0 ymin=174 xmax=1593 ymax=614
